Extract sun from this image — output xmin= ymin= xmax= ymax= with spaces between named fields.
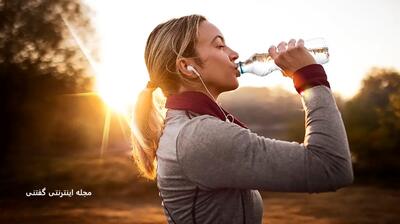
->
xmin=94 ymin=63 xmax=138 ymax=114
xmin=61 ymin=12 xmax=141 ymax=115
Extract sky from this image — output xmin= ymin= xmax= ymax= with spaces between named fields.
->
xmin=82 ymin=0 xmax=400 ymax=110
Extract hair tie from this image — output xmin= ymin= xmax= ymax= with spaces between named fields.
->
xmin=146 ymin=80 xmax=158 ymax=89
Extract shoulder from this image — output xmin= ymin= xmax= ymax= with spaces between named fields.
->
xmin=176 ymin=114 xmax=252 ymax=147
xmin=175 ymin=114 xmax=253 ymax=166
xmin=174 ymin=115 xmax=259 ymax=188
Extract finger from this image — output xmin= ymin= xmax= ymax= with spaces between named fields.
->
xmin=297 ymin=39 xmax=305 ymax=47
xmin=268 ymin=45 xmax=278 ymax=59
xmin=288 ymin=39 xmax=296 ymax=49
xmin=277 ymin=41 xmax=287 ymax=53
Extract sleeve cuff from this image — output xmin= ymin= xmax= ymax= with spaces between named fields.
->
xmin=292 ymin=64 xmax=331 ymax=94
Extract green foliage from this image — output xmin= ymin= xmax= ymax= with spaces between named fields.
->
xmin=0 ymin=1 xmax=107 ymax=197
xmin=343 ymin=68 xmax=400 ymax=176
xmin=0 ymin=0 xmax=98 ymax=155
xmin=0 ymin=0 xmax=96 ymax=79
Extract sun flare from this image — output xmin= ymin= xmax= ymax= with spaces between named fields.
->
xmin=94 ymin=64 xmax=138 ymax=114
xmin=62 ymin=13 xmax=141 ymax=115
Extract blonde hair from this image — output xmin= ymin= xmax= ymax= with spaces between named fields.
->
xmin=131 ymin=15 xmax=206 ymax=180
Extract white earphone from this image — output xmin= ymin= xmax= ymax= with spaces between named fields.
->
xmin=187 ymin=65 xmax=200 ymax=77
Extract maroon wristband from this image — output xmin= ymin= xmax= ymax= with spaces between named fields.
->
xmin=292 ymin=64 xmax=330 ymax=94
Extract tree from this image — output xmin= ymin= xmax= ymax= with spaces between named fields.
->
xmin=0 ymin=0 xmax=96 ymax=78
xmin=0 ymin=0 xmax=97 ymax=158
xmin=0 ymin=0 xmax=103 ymax=198
xmin=343 ymin=67 xmax=400 ymax=178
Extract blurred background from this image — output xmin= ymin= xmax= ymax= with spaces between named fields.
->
xmin=0 ymin=0 xmax=399 ymax=223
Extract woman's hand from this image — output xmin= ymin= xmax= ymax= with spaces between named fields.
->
xmin=268 ymin=39 xmax=316 ymax=78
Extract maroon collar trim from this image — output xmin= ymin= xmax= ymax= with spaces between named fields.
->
xmin=165 ymin=91 xmax=248 ymax=129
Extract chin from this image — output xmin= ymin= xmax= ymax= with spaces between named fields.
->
xmin=231 ymin=79 xmax=240 ymax=90
xmin=223 ymin=82 xmax=239 ymax=92
xmin=231 ymin=82 xmax=239 ymax=90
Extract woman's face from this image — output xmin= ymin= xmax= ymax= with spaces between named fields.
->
xmin=193 ymin=21 xmax=239 ymax=95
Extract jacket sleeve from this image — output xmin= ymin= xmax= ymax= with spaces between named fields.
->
xmin=175 ymin=85 xmax=354 ymax=193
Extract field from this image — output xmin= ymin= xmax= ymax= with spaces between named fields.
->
xmin=1 ymin=155 xmax=398 ymax=224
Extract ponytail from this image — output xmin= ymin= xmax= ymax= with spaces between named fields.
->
xmin=134 ymin=14 xmax=206 ymax=180
xmin=131 ymin=87 xmax=164 ymax=180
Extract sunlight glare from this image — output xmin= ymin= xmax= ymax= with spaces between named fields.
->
xmin=95 ymin=63 xmax=137 ymax=114
xmin=63 ymin=11 xmax=140 ymax=115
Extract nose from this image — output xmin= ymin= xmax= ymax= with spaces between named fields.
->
xmin=228 ymin=48 xmax=239 ymax=62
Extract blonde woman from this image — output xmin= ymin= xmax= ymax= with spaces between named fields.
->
xmin=132 ymin=14 xmax=353 ymax=224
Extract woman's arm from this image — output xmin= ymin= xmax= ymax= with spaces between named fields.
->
xmin=176 ymin=84 xmax=353 ymax=193
xmin=176 ymin=39 xmax=353 ymax=193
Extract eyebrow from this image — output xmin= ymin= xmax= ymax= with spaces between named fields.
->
xmin=211 ymin=35 xmax=225 ymax=44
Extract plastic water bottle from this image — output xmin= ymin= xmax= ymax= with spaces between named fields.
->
xmin=237 ymin=37 xmax=329 ymax=77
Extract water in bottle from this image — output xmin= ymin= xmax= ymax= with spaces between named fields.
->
xmin=237 ymin=37 xmax=329 ymax=77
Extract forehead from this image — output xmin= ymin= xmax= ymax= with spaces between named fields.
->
xmin=197 ymin=21 xmax=223 ymax=45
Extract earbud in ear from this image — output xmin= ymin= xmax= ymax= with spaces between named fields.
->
xmin=187 ymin=65 xmax=201 ymax=77
xmin=187 ymin=65 xmax=194 ymax=72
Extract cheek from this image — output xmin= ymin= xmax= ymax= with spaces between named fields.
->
xmin=201 ymin=51 xmax=236 ymax=85
xmin=217 ymin=68 xmax=239 ymax=89
xmin=211 ymin=62 xmax=234 ymax=81
xmin=209 ymin=53 xmax=230 ymax=72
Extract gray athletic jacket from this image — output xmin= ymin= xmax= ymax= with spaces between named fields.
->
xmin=156 ymin=85 xmax=354 ymax=224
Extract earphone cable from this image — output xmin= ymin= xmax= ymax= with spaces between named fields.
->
xmin=197 ymin=73 xmax=234 ymax=123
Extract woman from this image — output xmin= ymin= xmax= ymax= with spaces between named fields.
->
xmin=131 ymin=14 xmax=353 ymax=224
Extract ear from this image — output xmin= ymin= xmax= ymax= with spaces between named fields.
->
xmin=176 ymin=58 xmax=198 ymax=80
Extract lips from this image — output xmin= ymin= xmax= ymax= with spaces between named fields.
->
xmin=236 ymin=70 xmax=241 ymax=77
xmin=233 ymin=64 xmax=240 ymax=77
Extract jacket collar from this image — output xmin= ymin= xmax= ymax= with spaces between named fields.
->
xmin=165 ymin=91 xmax=248 ymax=129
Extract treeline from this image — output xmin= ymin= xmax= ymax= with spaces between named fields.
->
xmin=342 ymin=68 xmax=400 ymax=179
